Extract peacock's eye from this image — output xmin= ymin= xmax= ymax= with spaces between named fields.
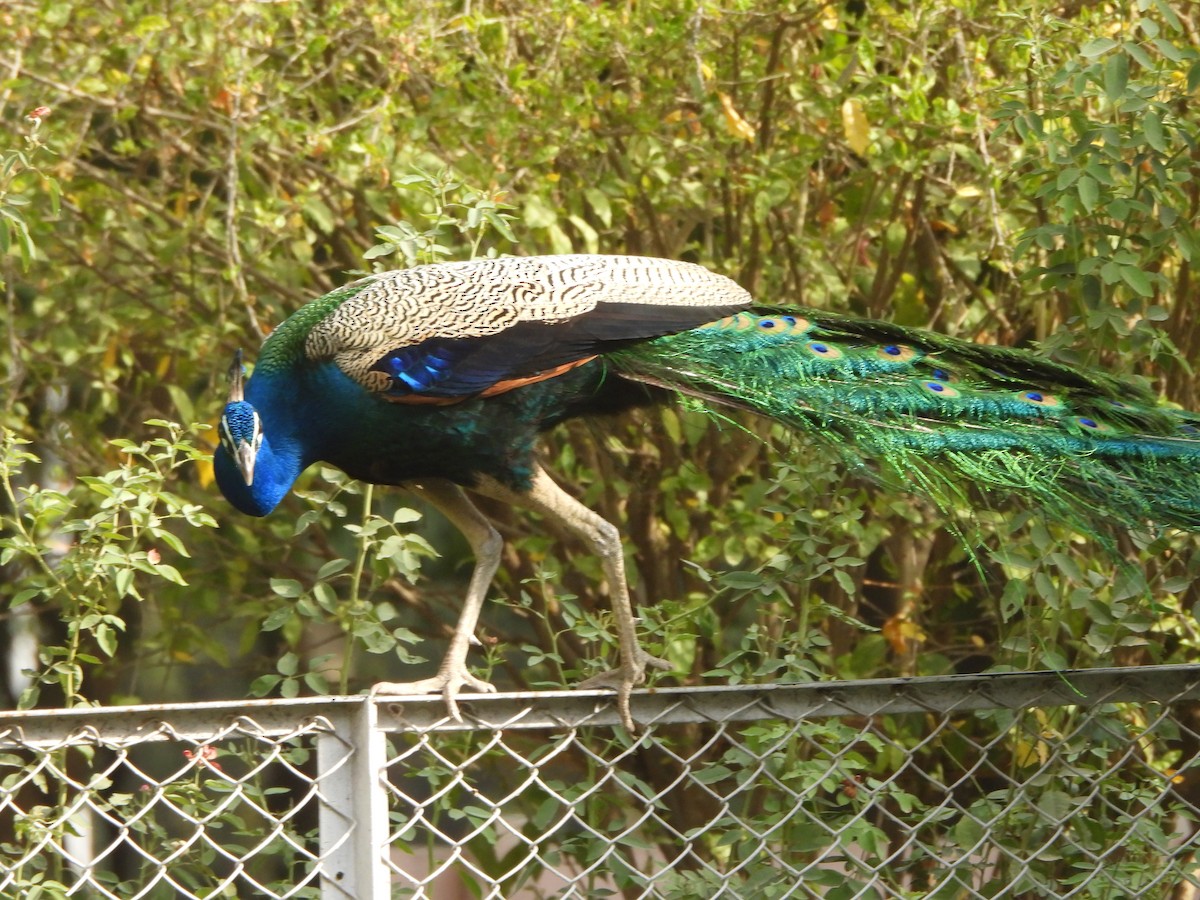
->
xmin=219 ymin=418 xmax=235 ymax=453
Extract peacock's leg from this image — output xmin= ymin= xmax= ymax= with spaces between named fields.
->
xmin=371 ymin=478 xmax=499 ymax=720
xmin=476 ymin=464 xmax=670 ymax=732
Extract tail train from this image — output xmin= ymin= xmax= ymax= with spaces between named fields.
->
xmin=611 ymin=309 xmax=1200 ymax=534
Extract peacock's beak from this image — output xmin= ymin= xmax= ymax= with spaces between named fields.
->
xmin=234 ymin=440 xmax=256 ymax=486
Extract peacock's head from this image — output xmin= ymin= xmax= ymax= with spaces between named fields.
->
xmin=215 ymin=350 xmax=291 ymax=517
xmin=218 ymin=350 xmax=262 ymax=482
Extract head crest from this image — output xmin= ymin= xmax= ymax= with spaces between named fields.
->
xmin=227 ymin=349 xmax=245 ymax=403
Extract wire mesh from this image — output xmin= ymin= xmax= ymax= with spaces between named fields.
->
xmin=1 ymin=667 xmax=1199 ymax=899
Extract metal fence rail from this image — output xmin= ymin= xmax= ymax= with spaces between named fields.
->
xmin=2 ymin=666 xmax=1199 ymax=898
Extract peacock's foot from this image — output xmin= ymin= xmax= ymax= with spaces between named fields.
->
xmin=371 ymin=667 xmax=497 ymax=723
xmin=577 ymin=649 xmax=673 ymax=733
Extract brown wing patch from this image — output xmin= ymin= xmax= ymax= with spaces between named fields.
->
xmin=379 ymin=357 xmax=599 ymax=404
xmin=477 ymin=357 xmax=598 ymax=397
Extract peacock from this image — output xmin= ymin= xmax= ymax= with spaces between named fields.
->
xmin=215 ymin=254 xmax=1200 ymax=730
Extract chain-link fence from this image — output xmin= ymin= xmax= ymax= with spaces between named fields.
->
xmin=2 ymin=666 xmax=1200 ymax=898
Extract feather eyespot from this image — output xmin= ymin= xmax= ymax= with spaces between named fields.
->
xmin=876 ymin=344 xmax=920 ymax=363
xmin=806 ymin=341 xmax=843 ymax=359
xmin=1072 ymin=416 xmax=1113 ymax=433
xmin=703 ymin=313 xmax=757 ymax=331
xmin=1016 ymin=390 xmax=1061 ymax=408
xmin=920 ymin=380 xmax=961 ymax=398
xmin=756 ymin=315 xmax=811 ymax=334
xmin=789 ymin=315 xmax=812 ymax=332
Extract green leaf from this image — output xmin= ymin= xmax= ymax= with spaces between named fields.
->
xmin=312 ymin=582 xmax=338 ymax=612
xmin=584 ymin=188 xmax=612 ymax=228
xmin=46 ymin=176 xmax=61 ymax=218
xmin=1124 ymin=41 xmax=1154 ymax=69
xmin=1099 ymin=260 xmax=1123 ymax=285
xmin=481 ymin=210 xmax=518 ymax=242
xmin=545 ymin=222 xmax=571 ymax=254
xmin=317 ymin=558 xmax=351 ymax=580
xmin=1177 ymin=230 xmax=1195 ymax=262
xmin=152 ymin=563 xmax=187 ymax=586
xmin=567 ymin=214 xmax=598 ymax=254
xmin=1103 ymin=52 xmax=1128 ymax=102
xmin=834 ymin=568 xmax=856 ymax=594
xmin=691 ymin=765 xmax=736 ymax=784
xmin=1142 ymin=111 xmax=1167 ymax=152
xmin=164 ymin=384 xmax=194 ymax=424
xmin=1055 ymin=167 xmax=1080 ymax=190
xmin=300 ymin=196 xmax=335 ymax=233
xmin=115 ymin=568 xmax=134 ymax=599
xmin=362 ymin=243 xmax=395 ymax=260
xmin=1076 ymin=175 xmax=1099 ymax=213
xmin=1080 ymin=38 xmax=1118 ymax=58
xmin=303 ymin=672 xmax=331 ymax=694
xmin=262 ymin=606 xmax=294 ymax=631
xmin=1150 ymin=37 xmax=1184 ymax=62
xmin=270 ymin=578 xmax=304 ymax=598
xmin=721 ymin=571 xmax=765 ymax=590
xmin=523 ymin=195 xmax=558 ymax=229
xmin=1120 ymin=266 xmax=1154 ymax=297
xmin=249 ymin=674 xmax=282 ymax=697
xmin=375 ymin=224 xmax=410 ymax=241
xmin=1152 ymin=0 xmax=1183 ymax=31
xmin=95 ymin=623 xmax=118 ymax=658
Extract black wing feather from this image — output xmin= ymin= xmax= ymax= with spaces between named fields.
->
xmin=369 ymin=301 xmax=748 ymax=399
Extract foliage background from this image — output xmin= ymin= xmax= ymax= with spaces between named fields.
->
xmin=2 ymin=0 xmax=1200 ymax=717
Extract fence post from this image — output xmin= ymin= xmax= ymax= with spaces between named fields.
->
xmin=319 ymin=697 xmax=390 ymax=899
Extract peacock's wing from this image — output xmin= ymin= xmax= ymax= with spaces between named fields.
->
xmin=304 ymin=255 xmax=750 ymax=401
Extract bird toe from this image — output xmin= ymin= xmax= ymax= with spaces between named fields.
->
xmin=370 ymin=667 xmax=497 ymax=723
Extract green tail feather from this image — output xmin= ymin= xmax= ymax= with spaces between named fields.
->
xmin=609 ymin=310 xmax=1200 ymax=534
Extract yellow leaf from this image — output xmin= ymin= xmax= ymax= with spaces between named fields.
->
xmin=841 ymin=98 xmax=871 ymax=156
xmin=882 ymin=614 xmax=926 ymax=654
xmin=195 ymin=457 xmax=214 ymax=490
xmin=821 ymin=4 xmax=839 ymax=29
xmin=1012 ymin=737 xmax=1047 ymax=768
xmin=718 ymin=92 xmax=756 ymax=142
xmin=699 ymin=61 xmax=715 ymax=83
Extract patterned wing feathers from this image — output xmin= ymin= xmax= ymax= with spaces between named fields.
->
xmin=306 ymin=255 xmax=751 ymax=395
